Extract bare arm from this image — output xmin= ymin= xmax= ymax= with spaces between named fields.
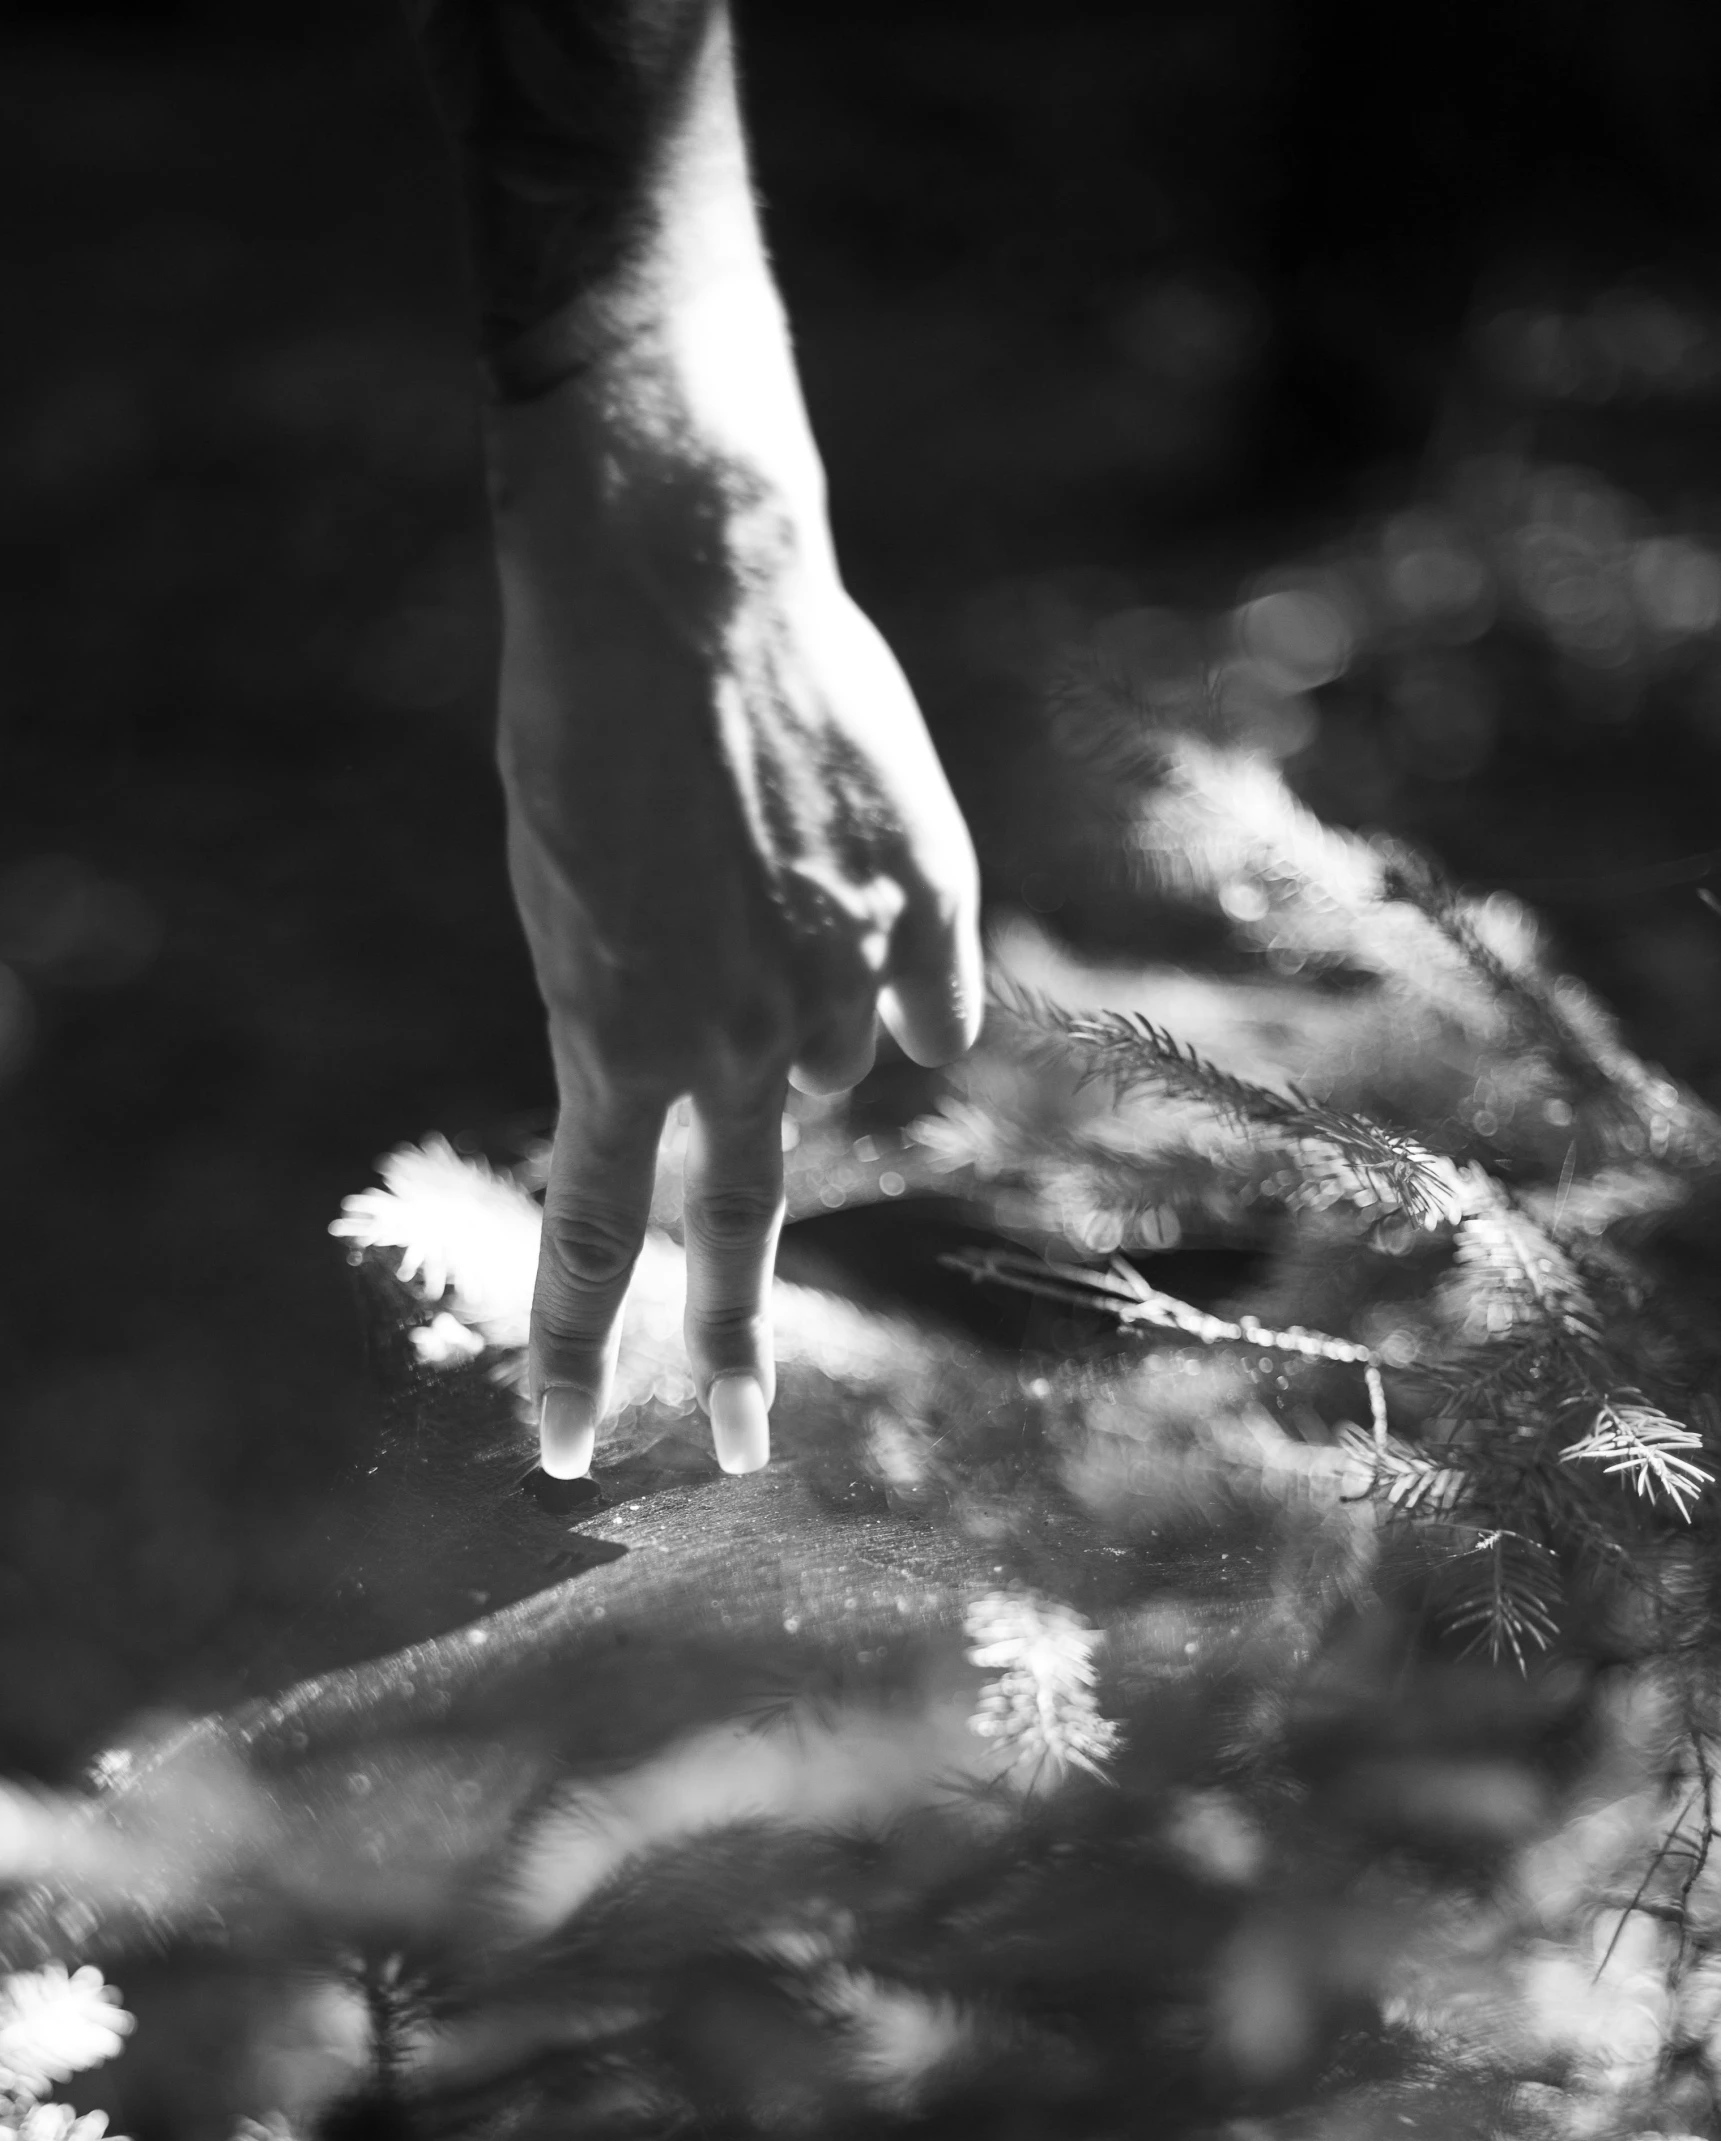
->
xmin=408 ymin=0 xmax=983 ymax=1478
xmin=411 ymin=0 xmax=743 ymax=394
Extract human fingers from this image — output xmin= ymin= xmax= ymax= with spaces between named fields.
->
xmin=878 ymin=879 xmax=984 ymax=1068
xmin=531 ymin=1084 xmax=666 ymax=1478
xmin=786 ymin=993 xmax=878 ymax=1097
xmin=681 ymin=1082 xmax=787 ymax=1475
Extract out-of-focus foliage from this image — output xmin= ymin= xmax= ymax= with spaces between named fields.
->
xmin=9 ymin=717 xmax=1721 ymax=2137
xmin=10 ymin=10 xmax=1721 ymax=2140
xmin=0 ymin=1962 xmax=131 ymax=2139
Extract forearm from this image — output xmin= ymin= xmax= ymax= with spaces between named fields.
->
xmin=407 ymin=0 xmax=785 ymax=410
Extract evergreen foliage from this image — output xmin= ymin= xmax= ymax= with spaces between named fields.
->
xmin=946 ymin=677 xmax=1721 ymax=1691
xmin=9 ymin=677 xmax=1721 ymax=2139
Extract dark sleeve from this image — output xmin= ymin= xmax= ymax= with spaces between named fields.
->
xmin=404 ymin=0 xmax=718 ymax=371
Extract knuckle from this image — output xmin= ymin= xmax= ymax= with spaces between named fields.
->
xmin=542 ymin=1208 xmax=641 ymax=1294
xmin=714 ymin=989 xmax=793 ymax=1074
xmin=790 ymin=1042 xmax=870 ymax=1097
xmin=688 ymin=1184 xmax=781 ymax=1247
xmin=688 ymin=1302 xmax=769 ymax=1358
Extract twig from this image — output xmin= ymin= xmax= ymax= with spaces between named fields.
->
xmin=947 ymin=1247 xmax=1390 ymax=1446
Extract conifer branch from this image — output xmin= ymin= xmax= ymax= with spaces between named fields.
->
xmin=1341 ymin=1428 xmax=1468 ymax=1517
xmin=1444 ymin=1174 xmax=1604 ymax=1344
xmin=1073 ymin=709 xmax=1721 ymax=1173
xmin=1383 ymin=851 xmax=1721 ymax=1167
xmin=1435 ymin=1527 xmax=1563 ymax=1669
xmin=1560 ymin=1395 xmax=1713 ymax=1521
xmin=993 ymin=978 xmax=1301 ymax=1124
xmin=992 ymin=981 xmax=1462 ymax=1231
xmin=911 ymin=1100 xmax=1252 ymax=1240
xmin=1598 ymin=1689 xmax=1721 ymax=1983
xmin=1675 ymin=1725 xmax=1717 ymax=1969
xmin=947 ymin=1247 xmax=1390 ymax=1445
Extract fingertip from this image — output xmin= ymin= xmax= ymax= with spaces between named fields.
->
xmin=882 ymin=896 xmax=984 ymax=1066
xmin=709 ymin=1373 xmax=771 ymax=1474
xmin=786 ymin=1058 xmax=861 ymax=1099
xmin=539 ymin=1387 xmax=598 ymax=1479
xmin=959 ymin=972 xmax=985 ymax=1053
xmin=788 ymin=1018 xmax=877 ymax=1096
xmin=879 ymin=972 xmax=980 ymax=1067
xmin=949 ymin=900 xmax=986 ymax=1051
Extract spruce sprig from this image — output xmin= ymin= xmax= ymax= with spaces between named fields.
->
xmin=1435 ymin=1527 xmax=1565 ymax=1669
xmin=992 ymin=981 xmax=1462 ymax=1232
xmin=1383 ymin=850 xmax=1721 ymax=1167
xmin=1561 ymin=1394 xmax=1713 ymax=1521
xmin=1443 ymin=1174 xmax=1603 ymax=1343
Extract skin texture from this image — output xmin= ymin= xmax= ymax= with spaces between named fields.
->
xmin=412 ymin=0 xmax=983 ymax=1474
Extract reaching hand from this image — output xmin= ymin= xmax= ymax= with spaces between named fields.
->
xmin=487 ymin=350 xmax=982 ymax=1480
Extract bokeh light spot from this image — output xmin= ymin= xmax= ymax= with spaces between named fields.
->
xmin=1631 ymin=537 xmax=1721 ymax=637
xmin=1236 ymin=588 xmax=1353 ymax=692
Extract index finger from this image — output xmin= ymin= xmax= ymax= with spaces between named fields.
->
xmin=531 ymin=1085 xmax=666 ymax=1477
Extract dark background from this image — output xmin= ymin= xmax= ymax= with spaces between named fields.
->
xmin=2 ymin=0 xmax=1719 ymax=1775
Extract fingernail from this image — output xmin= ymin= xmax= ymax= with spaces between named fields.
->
xmin=709 ymin=1374 xmax=770 ymax=1475
xmin=539 ymin=1388 xmax=597 ymax=1479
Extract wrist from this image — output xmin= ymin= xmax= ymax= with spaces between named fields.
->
xmin=494 ymin=262 xmax=823 ymax=491
xmin=483 ymin=245 xmax=834 ymax=580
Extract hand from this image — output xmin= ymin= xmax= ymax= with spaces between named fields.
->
xmin=486 ymin=335 xmax=982 ymax=1480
